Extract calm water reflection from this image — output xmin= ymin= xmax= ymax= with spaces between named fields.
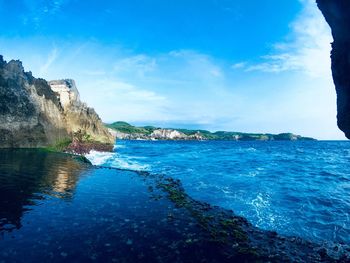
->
xmin=0 ymin=150 xmax=209 ymax=262
xmin=0 ymin=149 xmax=86 ymax=233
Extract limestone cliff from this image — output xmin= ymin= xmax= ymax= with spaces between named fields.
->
xmin=151 ymin=129 xmax=188 ymax=140
xmin=317 ymin=0 xmax=350 ymax=139
xmin=48 ymin=79 xmax=114 ymax=144
xmin=0 ymin=55 xmax=114 ymax=148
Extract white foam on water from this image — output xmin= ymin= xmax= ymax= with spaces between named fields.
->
xmin=248 ymin=170 xmax=259 ymax=177
xmin=248 ymin=192 xmax=289 ymax=232
xmin=250 ymin=193 xmax=273 ymax=226
xmin=85 ymin=150 xmax=150 ymax=171
xmin=114 ymin=144 xmax=126 ymax=149
xmin=238 ymin=147 xmax=257 ymax=153
xmin=221 ymin=187 xmax=232 ymax=195
xmin=110 ymin=157 xmax=150 ymax=171
xmin=85 ymin=150 xmax=115 ymax=166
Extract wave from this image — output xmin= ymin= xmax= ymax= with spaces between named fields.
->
xmin=85 ymin=150 xmax=115 ymax=166
xmin=85 ymin=150 xmax=149 ymax=171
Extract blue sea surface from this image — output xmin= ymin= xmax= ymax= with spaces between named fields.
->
xmin=87 ymin=140 xmax=350 ymax=244
xmin=0 ymin=150 xmax=207 ymax=262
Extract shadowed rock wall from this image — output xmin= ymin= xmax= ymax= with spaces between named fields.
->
xmin=317 ymin=0 xmax=350 ymax=138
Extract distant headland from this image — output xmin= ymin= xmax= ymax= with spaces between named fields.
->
xmin=106 ymin=121 xmax=316 ymax=141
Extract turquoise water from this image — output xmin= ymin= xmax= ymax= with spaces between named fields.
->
xmin=87 ymin=140 xmax=350 ymax=244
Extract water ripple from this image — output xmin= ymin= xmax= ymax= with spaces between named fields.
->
xmin=94 ymin=140 xmax=350 ymax=244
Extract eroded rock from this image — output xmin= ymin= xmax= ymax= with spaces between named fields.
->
xmin=317 ymin=0 xmax=350 ymax=138
xmin=0 ymin=55 xmax=114 ymax=147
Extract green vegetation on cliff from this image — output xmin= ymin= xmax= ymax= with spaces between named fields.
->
xmin=45 ymin=138 xmax=72 ymax=152
xmin=107 ymin=121 xmax=155 ymax=135
xmin=106 ymin=121 xmax=316 ymax=141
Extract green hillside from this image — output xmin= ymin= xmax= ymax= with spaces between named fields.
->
xmin=106 ymin=122 xmax=316 ymax=141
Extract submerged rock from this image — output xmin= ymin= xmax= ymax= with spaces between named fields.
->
xmin=152 ymin=174 xmax=350 ymax=262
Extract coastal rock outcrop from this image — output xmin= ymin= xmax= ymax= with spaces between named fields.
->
xmin=0 ymin=55 xmax=114 ymax=148
xmin=48 ymin=79 xmax=114 ymax=144
xmin=49 ymin=79 xmax=80 ymax=108
xmin=150 ymin=129 xmax=188 ymax=140
xmin=317 ymin=0 xmax=350 ymax=139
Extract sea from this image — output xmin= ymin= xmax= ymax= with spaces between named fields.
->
xmin=0 ymin=140 xmax=349 ymax=262
xmin=87 ymin=140 xmax=350 ymax=244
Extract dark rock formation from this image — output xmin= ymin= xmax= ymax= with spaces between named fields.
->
xmin=317 ymin=0 xmax=350 ymax=138
xmin=0 ymin=55 xmax=114 ymax=148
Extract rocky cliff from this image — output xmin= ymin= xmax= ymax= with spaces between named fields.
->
xmin=0 ymin=55 xmax=114 ymax=148
xmin=48 ymin=79 xmax=114 ymax=144
xmin=317 ymin=0 xmax=350 ymax=139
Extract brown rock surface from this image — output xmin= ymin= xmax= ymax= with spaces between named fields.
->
xmin=0 ymin=55 xmax=114 ymax=148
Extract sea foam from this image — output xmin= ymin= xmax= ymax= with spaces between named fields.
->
xmin=85 ymin=150 xmax=149 ymax=171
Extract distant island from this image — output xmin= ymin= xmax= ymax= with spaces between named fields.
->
xmin=106 ymin=121 xmax=316 ymax=141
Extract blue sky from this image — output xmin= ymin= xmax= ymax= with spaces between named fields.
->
xmin=0 ymin=0 xmax=345 ymax=139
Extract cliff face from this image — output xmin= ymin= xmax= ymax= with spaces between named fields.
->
xmin=317 ymin=0 xmax=350 ymax=138
xmin=0 ymin=56 xmax=114 ymax=148
xmin=0 ymin=56 xmax=68 ymax=147
xmin=48 ymin=79 xmax=114 ymax=144
xmin=151 ymin=129 xmax=188 ymax=140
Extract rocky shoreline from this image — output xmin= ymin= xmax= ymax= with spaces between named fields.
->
xmin=152 ymin=174 xmax=350 ymax=262
xmin=78 ymin=156 xmax=350 ymax=262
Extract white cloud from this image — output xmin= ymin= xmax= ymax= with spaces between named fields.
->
xmin=81 ymin=79 xmax=169 ymax=123
xmin=210 ymin=68 xmax=222 ymax=77
xmin=231 ymin=62 xmax=247 ymax=69
xmin=21 ymin=0 xmax=70 ymax=28
xmin=165 ymin=50 xmax=225 ymax=83
xmin=39 ymin=48 xmax=58 ymax=75
xmin=24 ymin=0 xmax=69 ymax=14
xmin=105 ymin=81 xmax=166 ymax=102
xmin=246 ymin=0 xmax=333 ymax=78
xmin=81 ymin=70 xmax=106 ymax=76
xmin=224 ymin=0 xmax=343 ymax=139
xmin=113 ymin=55 xmax=157 ymax=77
